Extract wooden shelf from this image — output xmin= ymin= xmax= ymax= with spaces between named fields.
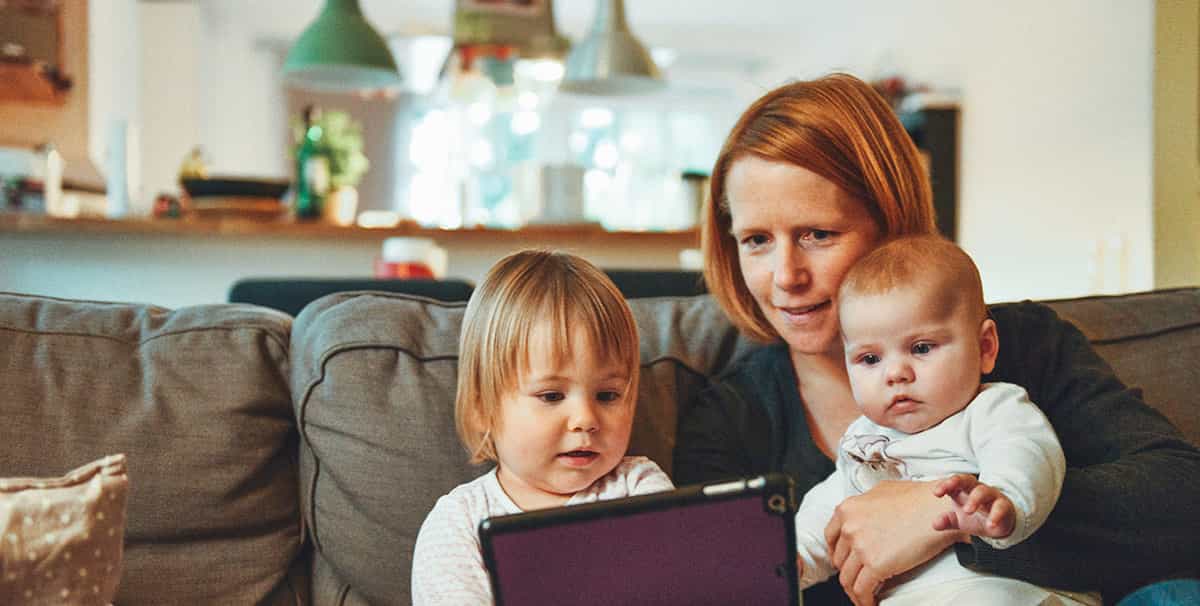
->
xmin=0 ymin=212 xmax=700 ymax=247
xmin=0 ymin=63 xmax=68 ymax=106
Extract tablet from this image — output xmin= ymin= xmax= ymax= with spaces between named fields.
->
xmin=479 ymin=473 xmax=799 ymax=606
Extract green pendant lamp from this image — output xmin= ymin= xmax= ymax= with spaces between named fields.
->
xmin=283 ymin=0 xmax=402 ymax=92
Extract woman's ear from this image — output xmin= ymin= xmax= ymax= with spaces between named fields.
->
xmin=979 ymin=318 xmax=999 ymax=374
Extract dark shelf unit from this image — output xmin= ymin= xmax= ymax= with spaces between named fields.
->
xmin=901 ymin=106 xmax=960 ymax=241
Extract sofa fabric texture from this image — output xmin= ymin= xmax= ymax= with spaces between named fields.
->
xmin=0 ymin=293 xmax=307 ymax=605
xmin=2 ymin=287 xmax=1196 ymax=604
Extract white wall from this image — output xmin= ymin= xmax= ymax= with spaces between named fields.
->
xmin=5 ymin=0 xmax=1157 ymax=307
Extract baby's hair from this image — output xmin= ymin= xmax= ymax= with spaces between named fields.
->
xmin=839 ymin=235 xmax=987 ymax=324
xmin=455 ymin=249 xmax=640 ymax=464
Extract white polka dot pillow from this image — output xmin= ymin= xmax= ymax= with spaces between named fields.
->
xmin=0 ymin=454 xmax=128 ymax=605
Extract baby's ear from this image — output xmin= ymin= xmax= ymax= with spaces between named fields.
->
xmin=979 ymin=318 xmax=999 ymax=374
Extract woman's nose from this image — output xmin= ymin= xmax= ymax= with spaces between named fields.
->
xmin=772 ymin=244 xmax=810 ymax=290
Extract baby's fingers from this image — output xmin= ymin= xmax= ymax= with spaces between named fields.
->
xmin=962 ymin=484 xmax=998 ymax=514
xmin=985 ymin=497 xmax=1016 ymax=538
xmin=933 ymin=474 xmax=976 ymax=498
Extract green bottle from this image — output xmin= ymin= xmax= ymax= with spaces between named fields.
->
xmin=295 ymin=105 xmax=330 ymax=219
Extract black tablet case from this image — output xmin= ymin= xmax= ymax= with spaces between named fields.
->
xmin=480 ymin=473 xmax=799 ymax=606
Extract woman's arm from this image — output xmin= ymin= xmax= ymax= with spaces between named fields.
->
xmin=966 ymin=302 xmax=1200 ymax=597
xmin=672 ymin=378 xmax=770 ymax=486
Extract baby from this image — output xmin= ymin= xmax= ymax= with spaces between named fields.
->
xmin=411 ymin=249 xmax=673 ymax=605
xmin=794 ymin=235 xmax=1099 ymax=605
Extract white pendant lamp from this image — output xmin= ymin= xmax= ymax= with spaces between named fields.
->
xmin=560 ymin=0 xmax=663 ymax=96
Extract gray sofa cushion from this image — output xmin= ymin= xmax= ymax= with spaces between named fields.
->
xmin=1044 ymin=288 xmax=1200 ymax=445
xmin=291 ymin=292 xmax=755 ymax=606
xmin=0 ymin=293 xmax=307 ymax=605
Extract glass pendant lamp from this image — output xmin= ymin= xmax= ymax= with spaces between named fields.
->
xmin=560 ymin=0 xmax=663 ymax=95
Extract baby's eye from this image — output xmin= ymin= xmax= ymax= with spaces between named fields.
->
xmin=537 ymin=391 xmax=565 ymax=403
xmin=596 ymin=390 xmax=622 ymax=403
xmin=911 ymin=342 xmax=935 ymax=355
xmin=809 ymin=229 xmax=834 ymax=241
xmin=858 ymin=353 xmax=881 ymax=366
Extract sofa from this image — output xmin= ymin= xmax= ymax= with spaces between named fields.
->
xmin=2 ymin=286 xmax=1197 ymax=605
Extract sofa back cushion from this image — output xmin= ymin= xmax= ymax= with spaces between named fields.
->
xmin=0 ymin=293 xmax=307 ymax=605
xmin=1044 ymin=288 xmax=1200 ymax=445
xmin=291 ymin=292 xmax=755 ymax=606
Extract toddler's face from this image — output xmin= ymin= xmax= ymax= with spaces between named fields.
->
xmin=492 ymin=323 xmax=635 ymax=510
xmin=840 ymin=285 xmax=996 ymax=434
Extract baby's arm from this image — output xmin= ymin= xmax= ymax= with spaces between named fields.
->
xmin=411 ymin=494 xmax=493 ymax=605
xmin=942 ymin=383 xmax=1066 ymax=549
xmin=932 ymin=474 xmax=1015 ymax=538
xmin=795 ymin=470 xmax=844 ymax=588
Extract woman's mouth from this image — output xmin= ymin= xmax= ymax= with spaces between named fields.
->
xmin=777 ymin=300 xmax=831 ymax=324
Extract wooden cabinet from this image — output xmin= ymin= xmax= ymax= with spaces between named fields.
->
xmin=0 ymin=1 xmax=72 ymax=105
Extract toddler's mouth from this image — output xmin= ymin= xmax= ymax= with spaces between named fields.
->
xmin=557 ymin=450 xmax=599 ymax=466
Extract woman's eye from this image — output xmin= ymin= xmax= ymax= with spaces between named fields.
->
xmin=859 ymin=354 xmax=880 ymax=366
xmin=800 ymin=229 xmax=835 ymax=244
xmin=597 ymin=391 xmax=622 ymax=403
xmin=912 ymin=342 xmax=935 ymax=355
xmin=739 ymin=234 xmax=769 ymax=249
xmin=537 ymin=392 xmax=565 ymax=403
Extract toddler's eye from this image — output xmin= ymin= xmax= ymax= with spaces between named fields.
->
xmin=912 ymin=342 xmax=935 ymax=355
xmin=809 ymin=229 xmax=833 ymax=241
xmin=597 ymin=391 xmax=622 ymax=403
xmin=858 ymin=354 xmax=880 ymax=366
xmin=537 ymin=391 xmax=565 ymax=403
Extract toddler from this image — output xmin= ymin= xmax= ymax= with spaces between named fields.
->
xmin=794 ymin=236 xmax=1099 ymax=605
xmin=411 ymin=249 xmax=673 ymax=604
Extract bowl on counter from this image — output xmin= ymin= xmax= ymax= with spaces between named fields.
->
xmin=180 ymin=177 xmax=291 ymax=220
xmin=180 ymin=177 xmax=290 ymax=200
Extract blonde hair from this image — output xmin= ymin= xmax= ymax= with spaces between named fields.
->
xmin=455 ymin=249 xmax=640 ymax=464
xmin=839 ymin=235 xmax=987 ymax=325
xmin=702 ymin=73 xmax=938 ymax=342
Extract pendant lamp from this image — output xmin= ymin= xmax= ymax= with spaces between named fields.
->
xmin=560 ymin=0 xmax=663 ymax=95
xmin=283 ymin=0 xmax=402 ymax=92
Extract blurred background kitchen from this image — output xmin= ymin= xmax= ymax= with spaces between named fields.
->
xmin=1 ymin=0 xmax=1196 ymax=309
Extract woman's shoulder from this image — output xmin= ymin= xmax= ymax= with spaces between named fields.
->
xmin=712 ymin=342 xmax=792 ymax=386
xmin=987 ymin=300 xmax=1080 ymax=350
xmin=988 ymin=299 xmax=1064 ymax=328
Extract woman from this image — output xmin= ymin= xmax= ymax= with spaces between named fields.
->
xmin=672 ymin=73 xmax=1200 ymax=605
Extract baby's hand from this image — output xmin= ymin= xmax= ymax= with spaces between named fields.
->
xmin=931 ymin=474 xmax=1015 ymax=539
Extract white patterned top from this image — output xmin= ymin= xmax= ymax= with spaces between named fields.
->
xmin=411 ymin=456 xmax=673 ymax=605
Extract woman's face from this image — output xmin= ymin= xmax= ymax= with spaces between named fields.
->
xmin=725 ymin=156 xmax=881 ymax=356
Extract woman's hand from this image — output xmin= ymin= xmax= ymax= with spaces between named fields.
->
xmin=824 ymin=480 xmax=965 ymax=606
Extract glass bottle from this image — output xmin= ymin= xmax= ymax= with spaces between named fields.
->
xmin=295 ymin=105 xmax=330 ymax=219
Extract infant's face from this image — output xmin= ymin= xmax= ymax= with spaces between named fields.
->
xmin=492 ymin=323 xmax=635 ymax=511
xmin=840 ymin=286 xmax=994 ymax=434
